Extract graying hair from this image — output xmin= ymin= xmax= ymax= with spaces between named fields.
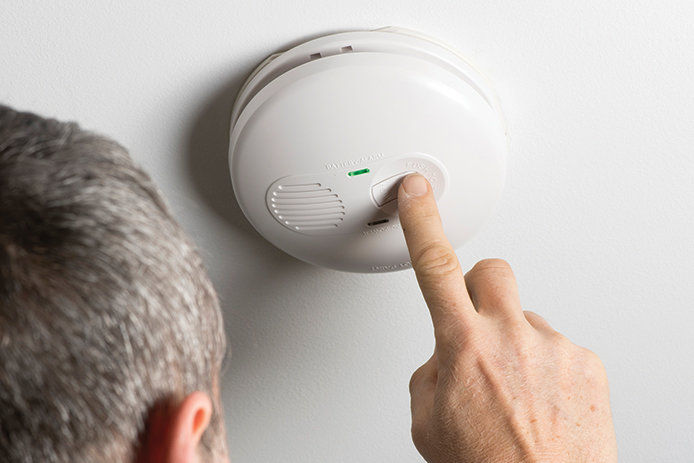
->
xmin=0 ymin=105 xmax=227 ymax=462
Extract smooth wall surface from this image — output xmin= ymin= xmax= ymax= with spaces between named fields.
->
xmin=2 ymin=1 xmax=693 ymax=461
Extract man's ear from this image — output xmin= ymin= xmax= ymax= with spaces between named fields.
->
xmin=167 ymin=391 xmax=213 ymax=463
xmin=137 ymin=392 xmax=213 ymax=463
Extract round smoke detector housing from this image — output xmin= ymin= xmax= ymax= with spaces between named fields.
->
xmin=229 ymin=27 xmax=507 ymax=273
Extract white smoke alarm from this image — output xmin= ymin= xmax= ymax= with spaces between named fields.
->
xmin=228 ymin=27 xmax=507 ymax=272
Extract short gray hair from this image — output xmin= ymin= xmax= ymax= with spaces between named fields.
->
xmin=0 ymin=105 xmax=226 ymax=462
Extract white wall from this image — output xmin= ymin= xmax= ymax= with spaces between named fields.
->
xmin=2 ymin=1 xmax=693 ymax=461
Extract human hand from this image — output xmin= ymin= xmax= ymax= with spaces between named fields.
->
xmin=397 ymin=174 xmax=618 ymax=463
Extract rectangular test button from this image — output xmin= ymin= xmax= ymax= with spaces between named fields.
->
xmin=371 ymin=171 xmax=414 ymax=206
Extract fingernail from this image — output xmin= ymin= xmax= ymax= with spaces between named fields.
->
xmin=402 ymin=174 xmax=428 ymax=196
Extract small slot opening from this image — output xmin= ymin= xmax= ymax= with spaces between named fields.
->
xmin=341 ymin=45 xmax=353 ymax=53
xmin=347 ymin=167 xmax=370 ymax=177
xmin=309 ymin=52 xmax=322 ymax=60
xmin=367 ymin=218 xmax=390 ymax=227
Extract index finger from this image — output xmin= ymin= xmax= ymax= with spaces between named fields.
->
xmin=397 ymin=174 xmax=477 ymax=344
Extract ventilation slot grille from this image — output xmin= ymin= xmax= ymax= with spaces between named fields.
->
xmin=269 ymin=182 xmax=344 ymax=232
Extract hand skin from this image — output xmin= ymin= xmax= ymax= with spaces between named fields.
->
xmin=397 ymin=174 xmax=618 ymax=463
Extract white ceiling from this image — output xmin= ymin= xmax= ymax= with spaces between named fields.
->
xmin=3 ymin=1 xmax=693 ymax=461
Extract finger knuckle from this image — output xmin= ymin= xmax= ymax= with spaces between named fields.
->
xmin=414 ymin=242 xmax=460 ymax=276
xmin=549 ymin=329 xmax=570 ymax=346
xmin=562 ymin=346 xmax=607 ymax=388
xmin=469 ymin=258 xmax=513 ymax=276
xmin=409 ymin=368 xmax=424 ymax=394
xmin=582 ymin=348 xmax=606 ymax=372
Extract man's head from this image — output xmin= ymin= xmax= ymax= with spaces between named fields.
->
xmin=0 ymin=105 xmax=227 ymax=462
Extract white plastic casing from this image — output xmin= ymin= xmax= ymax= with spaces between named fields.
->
xmin=229 ymin=27 xmax=507 ymax=272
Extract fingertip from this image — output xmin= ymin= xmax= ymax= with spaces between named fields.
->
xmin=401 ymin=173 xmax=430 ymax=198
xmin=397 ymin=174 xmax=435 ymax=225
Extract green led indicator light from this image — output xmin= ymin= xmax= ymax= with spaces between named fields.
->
xmin=347 ymin=168 xmax=370 ymax=177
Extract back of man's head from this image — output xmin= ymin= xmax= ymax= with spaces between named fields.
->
xmin=0 ymin=105 xmax=226 ymax=462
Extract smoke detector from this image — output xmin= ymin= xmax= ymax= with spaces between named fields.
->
xmin=228 ymin=27 xmax=507 ymax=272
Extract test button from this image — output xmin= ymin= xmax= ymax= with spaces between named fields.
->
xmin=371 ymin=171 xmax=414 ymax=207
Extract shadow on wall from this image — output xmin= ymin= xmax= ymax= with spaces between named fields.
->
xmin=183 ymin=30 xmax=349 ymax=239
xmin=182 ymin=30 xmax=365 ymax=386
xmin=183 ymin=29 xmax=353 ymax=259
xmin=185 ymin=71 xmax=258 ymax=239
